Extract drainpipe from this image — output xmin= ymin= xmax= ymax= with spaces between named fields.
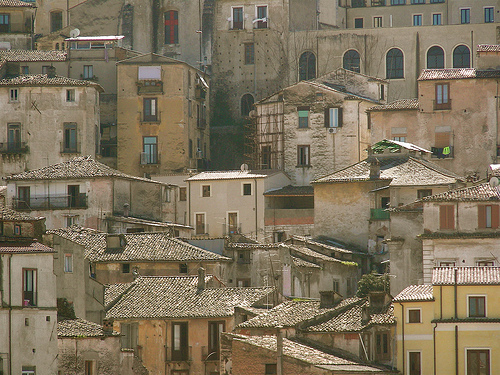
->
xmin=399 ymin=302 xmax=405 ymax=375
xmin=8 ymin=255 xmax=12 ymax=375
xmin=254 ymin=178 xmax=258 ymax=240
xmin=454 ymin=268 xmax=457 ymax=319
xmin=454 ymin=325 xmax=458 ymax=375
xmin=188 ymin=180 xmax=191 ymax=228
xmin=276 ymin=326 xmax=283 ymax=375
xmin=433 ymin=322 xmax=437 ymax=375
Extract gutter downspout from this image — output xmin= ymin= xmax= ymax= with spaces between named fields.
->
xmin=8 ymin=255 xmax=12 ymax=375
xmin=399 ymin=302 xmax=405 ymax=375
xmin=433 ymin=322 xmax=437 ymax=375
xmin=254 ymin=178 xmax=258 ymax=240
xmin=276 ymin=326 xmax=283 ymax=375
xmin=454 ymin=268 xmax=457 ymax=319
xmin=455 ymin=325 xmax=459 ymax=375
xmin=188 ymin=180 xmax=191 ymax=228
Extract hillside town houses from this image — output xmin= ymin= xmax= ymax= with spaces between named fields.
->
xmin=1 ymin=0 xmax=500 ymax=374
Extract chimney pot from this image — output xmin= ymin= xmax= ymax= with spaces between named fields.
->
xmin=197 ymin=267 xmax=206 ymax=292
xmin=369 ymin=157 xmax=380 ymax=180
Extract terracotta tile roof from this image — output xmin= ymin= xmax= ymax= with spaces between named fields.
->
xmin=264 ymin=185 xmax=314 ymax=196
xmin=106 ymin=276 xmax=275 ymax=319
xmin=367 ymin=98 xmax=419 ymax=112
xmin=186 ymin=170 xmax=278 ymax=181
xmin=0 ymin=241 xmax=55 ymax=253
xmin=0 ymin=74 xmax=103 ymax=91
xmin=419 ymin=231 xmax=500 ymax=240
xmin=292 ymin=256 xmax=321 ymax=268
xmin=286 ymin=244 xmax=350 ymax=265
xmin=58 ymin=318 xmax=119 ymax=338
xmin=477 ymin=44 xmax=500 ymax=52
xmin=290 ymin=236 xmax=367 ymax=256
xmin=304 ymin=300 xmax=394 ymax=333
xmin=5 ymin=156 xmax=163 ymax=183
xmin=313 ymin=156 xmax=459 ymax=186
xmin=0 ymin=204 xmax=43 ymax=221
xmin=393 ymin=285 xmax=434 ymax=302
xmin=227 ymin=242 xmax=280 ymax=249
xmin=418 ymin=68 xmax=500 ymax=81
xmin=422 ymin=183 xmax=500 ymax=202
xmin=236 ymin=298 xmax=360 ymax=329
xmin=432 ymin=267 xmax=500 ymax=285
xmin=229 ymin=334 xmax=389 ymax=372
xmin=47 ymin=226 xmax=230 ymax=263
xmin=0 ymin=0 xmax=35 ymax=7
xmin=105 ymin=282 xmax=132 ymax=306
xmin=0 ymin=50 xmax=67 ymax=62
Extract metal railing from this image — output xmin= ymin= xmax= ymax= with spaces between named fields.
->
xmin=370 ymin=208 xmax=390 ymax=220
xmin=14 ymin=193 xmax=88 ymax=211
xmin=165 ymin=346 xmax=192 ymax=362
xmin=60 ymin=141 xmax=81 ymax=154
xmin=0 ymin=142 xmax=29 ymax=154
xmin=433 ymin=99 xmax=452 ymax=110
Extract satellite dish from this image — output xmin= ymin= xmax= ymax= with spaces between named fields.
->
xmin=240 ymin=164 xmax=249 ymax=171
xmin=69 ymin=28 xmax=80 ymax=38
xmin=489 ymin=177 xmax=499 ymax=187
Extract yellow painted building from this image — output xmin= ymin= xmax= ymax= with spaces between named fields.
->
xmin=117 ymin=53 xmax=209 ymax=178
xmin=394 ymin=267 xmax=500 ymax=375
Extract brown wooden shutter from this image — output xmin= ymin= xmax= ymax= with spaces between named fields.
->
xmin=324 ymin=108 xmax=330 ymax=127
xmin=338 ymin=107 xmax=343 ymax=127
xmin=440 ymin=205 xmax=454 ymax=230
xmin=478 ymin=205 xmax=486 ymax=229
xmin=492 ymin=205 xmax=499 ymax=229
xmin=435 ymin=132 xmax=450 ymax=148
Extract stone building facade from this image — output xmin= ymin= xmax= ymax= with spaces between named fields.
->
xmin=0 ymin=0 xmax=35 ymax=50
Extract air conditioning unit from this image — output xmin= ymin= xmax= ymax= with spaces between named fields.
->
xmin=328 ymin=127 xmax=338 ymax=134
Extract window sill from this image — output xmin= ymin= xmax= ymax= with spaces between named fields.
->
xmin=296 ymin=165 xmax=312 ymax=168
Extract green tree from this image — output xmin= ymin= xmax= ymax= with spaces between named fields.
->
xmin=356 ymin=272 xmax=390 ymax=297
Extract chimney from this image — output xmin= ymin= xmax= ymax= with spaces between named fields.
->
xmin=197 ymin=267 xmax=206 ymax=292
xmin=319 ymin=291 xmax=341 ymax=308
xmin=276 ymin=326 xmax=283 ymax=375
xmin=369 ymin=158 xmax=380 ymax=180
xmin=47 ymin=65 xmax=56 ymax=78
xmin=123 ymin=203 xmax=130 ymax=217
xmin=102 ymin=318 xmax=114 ymax=334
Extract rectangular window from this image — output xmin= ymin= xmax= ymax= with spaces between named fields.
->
xmin=439 ymin=261 xmax=456 ymax=267
xmin=179 ymin=263 xmax=188 ymax=274
xmin=297 ymin=145 xmax=310 ymax=166
xmin=409 ymin=352 xmax=421 ymax=375
xmin=243 ymin=183 xmax=252 ymax=196
xmin=66 ymin=216 xmax=79 ymax=227
xmin=172 ymin=322 xmax=189 ymax=361
xmin=66 ymin=89 xmax=75 ymax=102
xmin=432 ymin=13 xmax=442 ymax=25
xmin=485 ymin=7 xmax=494 ymax=23
xmin=208 ymin=321 xmax=225 ymax=360
xmin=9 ymin=88 xmax=18 ymax=102
xmin=63 ymin=122 xmax=78 ymax=153
xmin=228 ymin=212 xmax=238 ymax=234
xmin=0 ymin=14 xmax=10 ymax=33
xmin=373 ymin=16 xmax=382 ymax=27
xmin=237 ymin=278 xmax=250 ymax=287
xmin=393 ymin=136 xmax=406 ymax=142
xmin=261 ymin=145 xmax=271 ymax=168
xmin=255 ymin=5 xmax=268 ymax=28
xmin=408 ymin=309 xmax=421 ymax=323
xmin=83 ymin=65 xmax=93 ymax=79
xmin=21 ymin=367 xmax=36 ymax=375
xmin=179 ymin=187 xmax=187 ymax=201
xmin=232 ymin=7 xmax=244 ymax=29
xmin=430 ymin=0 xmax=444 ymax=2
xmin=21 ymin=66 xmax=29 ymax=75
xmin=478 ymin=205 xmax=499 ymax=229
xmin=298 ymin=107 xmax=309 ymax=128
xmin=142 ymin=137 xmax=158 ymax=164
xmin=50 ymin=11 xmax=63 ymax=32
xmin=17 ymin=186 xmax=30 ymax=210
xmin=67 ymin=185 xmax=80 ymax=208
xmin=467 ymin=350 xmax=490 ymax=375
xmin=411 ymin=0 xmax=425 ymax=3
xmin=354 ymin=18 xmax=363 ymax=28
xmin=7 ymin=122 xmax=21 ymax=151
xmin=375 ymin=332 xmax=390 ymax=360
xmin=435 ymin=83 xmax=450 ymax=109
xmin=439 ymin=205 xmax=455 ymax=230
xmin=477 ymin=260 xmax=495 ymax=266
xmin=244 ymin=43 xmax=254 ymax=65
xmin=469 ymin=296 xmax=486 ymax=317
xmin=120 ymin=322 xmax=138 ymax=350
xmin=417 ymin=189 xmax=432 ymax=199
xmin=195 ymin=213 xmax=206 ymax=235
xmin=325 ymin=107 xmax=343 ymax=128
xmin=164 ymin=10 xmax=179 ymax=44
xmin=413 ymin=14 xmax=422 ymax=26
xmin=122 ymin=263 xmax=130 ymax=274
xmin=202 ymin=185 xmax=211 ymax=197
xmin=461 ymin=8 xmax=470 ymax=24
xmin=391 ymin=0 xmax=405 ymax=4
xmin=23 ymin=269 xmax=37 ymax=307
xmin=84 ymin=360 xmax=95 ymax=375
xmin=143 ymin=98 xmax=158 ymax=121
xmin=64 ymin=254 xmax=73 ymax=273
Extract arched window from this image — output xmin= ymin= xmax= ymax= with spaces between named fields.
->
xmin=299 ymin=52 xmax=316 ymax=81
xmin=427 ymin=46 xmax=445 ymax=69
xmin=241 ymin=93 xmax=254 ymax=117
xmin=50 ymin=11 xmax=63 ymax=33
xmin=386 ymin=48 xmax=404 ymax=79
xmin=453 ymin=45 xmax=470 ymax=68
xmin=343 ymin=50 xmax=360 ymax=73
xmin=164 ymin=10 xmax=179 ymax=44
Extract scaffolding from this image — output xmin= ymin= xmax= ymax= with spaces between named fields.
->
xmin=244 ymin=95 xmax=285 ymax=170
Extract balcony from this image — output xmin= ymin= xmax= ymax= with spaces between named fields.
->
xmin=165 ymin=346 xmax=192 ymax=362
xmin=14 ymin=193 xmax=88 ymax=211
xmin=0 ymin=142 xmax=29 ymax=154
xmin=433 ymin=99 xmax=452 ymax=110
xmin=140 ymin=111 xmax=161 ymax=123
xmin=195 ymin=85 xmax=206 ymax=100
xmin=202 ymin=346 xmax=220 ymax=361
xmin=137 ymin=80 xmax=163 ymax=95
xmin=60 ymin=142 xmax=81 ymax=154
xmin=370 ymin=208 xmax=390 ymax=220
xmin=351 ymin=0 xmax=367 ymax=7
xmin=139 ymin=152 xmax=160 ymax=165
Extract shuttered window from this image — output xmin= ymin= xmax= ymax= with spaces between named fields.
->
xmin=478 ymin=205 xmax=499 ymax=229
xmin=439 ymin=205 xmax=455 ymax=230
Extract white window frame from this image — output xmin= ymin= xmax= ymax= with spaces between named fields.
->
xmin=373 ymin=16 xmax=383 ymax=28
xmin=413 ymin=14 xmax=423 ymax=26
xmin=9 ymin=88 xmax=19 ymax=103
xmin=66 ymin=88 xmax=76 ymax=103
xmin=475 ymin=259 xmax=495 ymax=267
xmin=64 ymin=253 xmax=73 ymax=273
xmin=432 ymin=13 xmax=442 ymax=25
xmin=460 ymin=7 xmax=471 ymax=24
xmin=254 ymin=4 xmax=268 ymax=28
xmin=241 ymin=182 xmax=253 ymax=196
xmin=437 ymin=259 xmax=457 ymax=267
xmin=328 ymin=108 xmax=340 ymax=128
xmin=467 ymin=294 xmax=487 ymax=318
xmin=406 ymin=307 xmax=422 ymax=323
xmin=484 ymin=6 xmax=495 ymax=23
xmin=201 ymin=184 xmax=211 ymax=197
xmin=230 ymin=6 xmax=244 ymax=30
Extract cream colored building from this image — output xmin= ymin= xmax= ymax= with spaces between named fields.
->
xmin=0 ymin=0 xmax=36 ymax=50
xmin=394 ymin=267 xmax=500 ymax=375
xmin=253 ymin=68 xmax=386 ymax=185
xmin=117 ymin=53 xmax=210 ymax=177
xmin=0 ymin=70 xmax=102 ymax=178
xmin=186 ymin=170 xmax=291 ymax=241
